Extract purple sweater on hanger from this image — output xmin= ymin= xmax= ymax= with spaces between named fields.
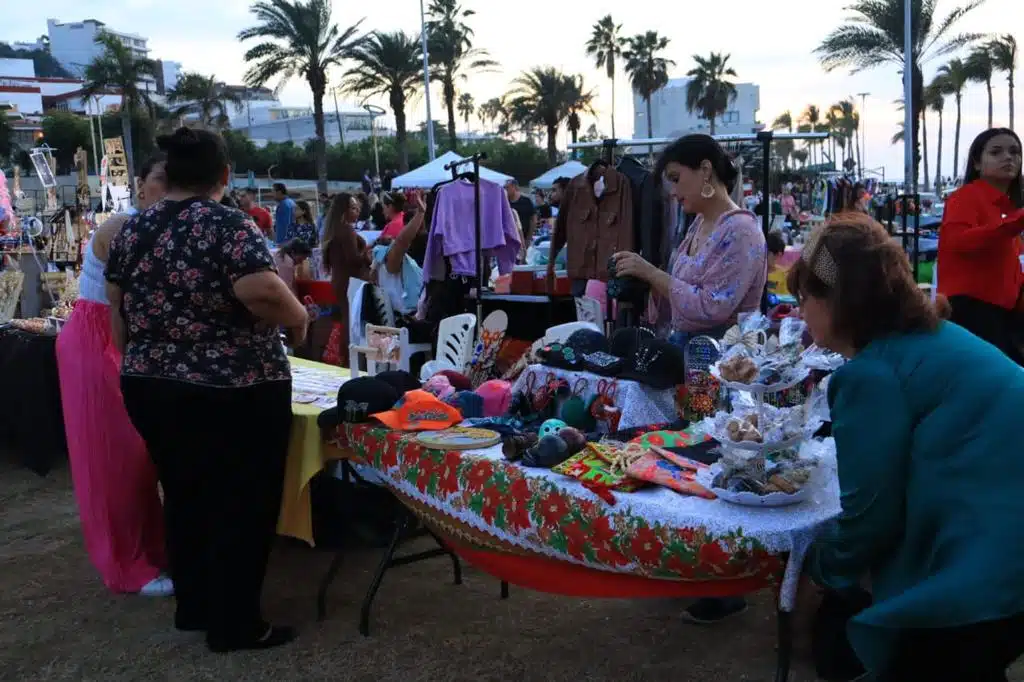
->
xmin=424 ymin=179 xmax=520 ymax=280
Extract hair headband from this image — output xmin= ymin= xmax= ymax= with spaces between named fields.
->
xmin=801 ymin=226 xmax=838 ymax=287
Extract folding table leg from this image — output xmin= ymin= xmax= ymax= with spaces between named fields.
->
xmin=359 ymin=514 xmax=408 ymax=636
xmin=426 ymin=529 xmax=462 ymax=586
xmin=316 ymin=551 xmax=345 ymax=622
xmin=774 ymin=609 xmax=793 ymax=682
xmin=500 ymin=581 xmax=509 ymax=599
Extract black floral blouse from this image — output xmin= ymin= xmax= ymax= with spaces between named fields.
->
xmin=105 ymin=198 xmax=291 ymax=388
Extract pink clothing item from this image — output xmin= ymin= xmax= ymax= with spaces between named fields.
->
xmin=584 ymin=279 xmax=617 ymax=319
xmin=781 ymin=194 xmax=797 ymax=218
xmin=274 ymin=251 xmax=296 ymax=292
xmin=56 ymin=299 xmax=166 ymax=593
xmin=475 ymin=379 xmax=512 ymax=417
xmin=380 ymin=215 xmax=404 ymax=240
xmin=650 ymin=209 xmax=767 ymax=333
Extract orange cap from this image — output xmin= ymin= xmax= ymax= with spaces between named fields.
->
xmin=372 ymin=389 xmax=463 ymax=431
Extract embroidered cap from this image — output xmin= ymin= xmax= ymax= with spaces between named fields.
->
xmin=801 ymin=225 xmax=839 ymax=287
xmin=372 ymin=389 xmax=463 ymax=431
xmin=617 ymin=338 xmax=686 ymax=390
xmin=317 ymin=377 xmax=402 ymax=430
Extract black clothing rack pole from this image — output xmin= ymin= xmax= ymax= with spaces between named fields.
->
xmin=757 ymin=130 xmax=773 ymax=237
xmin=443 ymin=152 xmax=488 ymax=334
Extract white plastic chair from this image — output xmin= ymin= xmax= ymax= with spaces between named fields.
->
xmin=435 ymin=313 xmax=477 ymax=373
xmin=543 ymin=321 xmax=601 ymax=345
xmin=574 ymin=296 xmax=604 ymax=326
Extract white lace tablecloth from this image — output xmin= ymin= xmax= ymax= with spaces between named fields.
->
xmin=512 ymin=364 xmax=678 ymax=431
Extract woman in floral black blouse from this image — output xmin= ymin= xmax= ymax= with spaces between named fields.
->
xmin=105 ymin=127 xmax=308 ymax=652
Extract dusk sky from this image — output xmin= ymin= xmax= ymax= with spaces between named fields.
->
xmin=4 ymin=0 xmax=1022 ymax=180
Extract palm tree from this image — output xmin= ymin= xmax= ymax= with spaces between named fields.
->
xmin=801 ymin=105 xmax=822 ymax=166
xmin=584 ymin=15 xmax=625 ymax=139
xmin=623 ymin=31 xmax=674 ymax=139
xmin=815 ymin=0 xmax=984 ymax=190
xmin=238 ymin=0 xmax=364 ymax=193
xmin=830 ymin=99 xmax=859 ymax=169
xmin=477 ymin=96 xmax=505 ymax=134
xmin=425 ymin=0 xmax=498 ymax=152
xmin=772 ymin=111 xmax=794 ymax=170
xmin=684 ymin=52 xmax=737 ymax=135
xmin=791 ymin=148 xmax=809 ymax=168
xmin=825 ymin=106 xmax=841 ymax=163
xmin=565 ymin=74 xmax=597 ymax=147
xmin=967 ymin=46 xmax=994 ymax=128
xmin=937 ymin=58 xmax=969 ymax=177
xmin=82 ymin=33 xmax=159 ymax=192
xmin=166 ymin=72 xmax=243 ymax=129
xmin=988 ymin=35 xmax=1017 ymax=129
xmin=457 ymin=93 xmax=475 ymax=131
xmin=772 ymin=111 xmax=793 ymax=132
xmin=925 ymin=80 xmax=946 ymax=190
xmin=505 ymin=67 xmax=575 ymax=164
xmin=340 ymin=30 xmax=422 ymax=173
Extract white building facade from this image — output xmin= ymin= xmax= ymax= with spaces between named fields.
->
xmin=632 ymin=78 xmax=763 ymax=139
xmin=46 ymin=19 xmax=152 ymax=83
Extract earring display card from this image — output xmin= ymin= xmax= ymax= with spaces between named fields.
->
xmin=291 ymin=365 xmax=348 ymax=409
xmin=682 ymin=335 xmax=722 ymax=422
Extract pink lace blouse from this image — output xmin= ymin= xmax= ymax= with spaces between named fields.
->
xmin=650 ymin=209 xmax=767 ymax=333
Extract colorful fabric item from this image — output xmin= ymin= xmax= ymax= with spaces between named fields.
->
xmin=55 ymin=299 xmax=166 ymax=591
xmin=105 ymin=198 xmax=290 ymax=387
xmin=551 ymin=443 xmax=646 ymax=493
xmin=631 ymin=430 xmax=701 ymax=449
xmin=322 ymin=322 xmax=344 ymax=366
xmin=372 ymin=389 xmax=463 ymax=431
xmin=626 ymin=452 xmax=716 ymax=499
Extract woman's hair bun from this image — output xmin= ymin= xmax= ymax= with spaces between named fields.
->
xmin=156 ymin=126 xmax=201 ymax=152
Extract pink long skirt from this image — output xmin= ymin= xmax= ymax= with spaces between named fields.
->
xmin=55 ymin=299 xmax=166 ymax=592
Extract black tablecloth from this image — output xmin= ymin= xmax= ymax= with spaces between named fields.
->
xmin=0 ymin=326 xmax=67 ymax=475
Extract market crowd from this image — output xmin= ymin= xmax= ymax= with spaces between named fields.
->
xmin=46 ymin=121 xmax=1024 ymax=681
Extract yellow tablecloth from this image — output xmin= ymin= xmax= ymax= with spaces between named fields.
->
xmin=278 ymin=357 xmax=349 ymax=545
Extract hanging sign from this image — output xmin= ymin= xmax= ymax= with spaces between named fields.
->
xmin=29 ymin=149 xmax=57 ymax=189
xmin=103 ymin=138 xmax=129 ymax=187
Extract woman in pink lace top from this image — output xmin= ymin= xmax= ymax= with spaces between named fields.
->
xmin=613 ymin=134 xmax=768 ymax=339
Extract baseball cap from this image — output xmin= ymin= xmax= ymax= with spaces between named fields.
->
xmin=618 ymin=338 xmax=686 ymax=390
xmin=317 ymin=377 xmax=401 ymax=429
xmin=372 ymin=389 xmax=463 ymax=431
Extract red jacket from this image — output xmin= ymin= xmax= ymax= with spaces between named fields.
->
xmin=938 ymin=180 xmax=1024 ymax=310
xmin=245 ymin=205 xmax=274 ymax=238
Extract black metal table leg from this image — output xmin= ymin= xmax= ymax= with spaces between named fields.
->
xmin=316 ymin=551 xmax=345 ymax=622
xmin=359 ymin=514 xmax=409 ymax=636
xmin=426 ymin=529 xmax=462 ymax=585
xmin=774 ymin=609 xmax=793 ymax=682
xmin=500 ymin=581 xmax=509 ymax=599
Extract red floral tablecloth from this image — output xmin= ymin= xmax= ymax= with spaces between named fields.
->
xmin=329 ymin=424 xmax=839 ymax=592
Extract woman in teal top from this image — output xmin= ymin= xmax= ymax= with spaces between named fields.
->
xmin=788 ymin=213 xmax=1024 ymax=681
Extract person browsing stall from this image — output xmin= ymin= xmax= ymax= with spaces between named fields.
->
xmin=271 ymin=182 xmax=296 ymax=244
xmin=273 ymin=238 xmax=313 ymax=298
xmin=238 ymin=188 xmax=273 ymax=239
xmin=506 ymin=180 xmax=538 ymax=244
xmin=290 ymin=199 xmax=318 ymax=247
xmin=105 ymin=127 xmax=307 ymax=653
xmin=792 ymin=213 xmax=1024 ymax=681
xmin=378 ymin=192 xmax=407 ymax=240
xmin=371 ymin=191 xmax=427 ymax=329
xmin=323 ymin=191 xmax=372 ymax=364
xmin=612 ymin=134 xmax=767 ymax=344
xmin=938 ymin=127 xmax=1024 ymax=365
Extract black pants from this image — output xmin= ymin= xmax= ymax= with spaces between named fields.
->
xmin=880 ymin=613 xmax=1024 ymax=681
xmin=949 ymin=295 xmax=1024 ymax=366
xmin=121 ymin=376 xmax=292 ymax=648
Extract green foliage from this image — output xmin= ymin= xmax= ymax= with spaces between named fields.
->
xmin=0 ymin=43 xmax=72 ymax=78
xmin=40 ymin=111 xmax=93 ymax=174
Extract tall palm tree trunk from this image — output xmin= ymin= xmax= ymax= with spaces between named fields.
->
xmin=911 ymin=67 xmax=924 ymax=191
xmin=392 ymin=91 xmax=410 ymax=173
xmin=546 ymin=124 xmax=558 ymax=165
xmin=610 ymin=72 xmax=616 ymax=139
xmin=311 ymin=90 xmax=328 ymax=194
xmin=935 ymin=108 xmax=944 ymax=191
xmin=1009 ymin=69 xmax=1016 ymax=130
xmin=120 ymin=106 xmax=136 ymax=199
xmin=986 ymin=78 xmax=993 ymax=128
xmin=645 ymin=96 xmax=654 ymax=138
xmin=855 ymin=127 xmax=862 ymax=177
xmin=922 ymin=110 xmax=930 ymax=193
xmin=954 ymin=94 xmax=963 ymax=179
xmin=444 ymin=78 xmax=457 ymax=152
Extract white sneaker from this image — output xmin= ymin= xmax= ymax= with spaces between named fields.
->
xmin=139 ymin=576 xmax=174 ymax=597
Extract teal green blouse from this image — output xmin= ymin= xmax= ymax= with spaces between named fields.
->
xmin=809 ymin=321 xmax=1024 ymax=674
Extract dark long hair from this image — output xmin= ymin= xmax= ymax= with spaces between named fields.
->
xmin=323 ymin=192 xmax=357 ymax=269
xmin=655 ymin=134 xmax=740 ymax=193
xmin=964 ymin=128 xmax=1024 ymax=208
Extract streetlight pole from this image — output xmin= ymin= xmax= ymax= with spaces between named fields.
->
xmin=856 ymin=92 xmax=870 ymax=178
xmin=364 ymin=104 xmax=385 ymax=180
xmin=903 ymin=0 xmax=915 ymax=193
xmin=332 ymin=88 xmax=346 ymax=146
xmin=420 ymin=0 xmax=435 ymax=160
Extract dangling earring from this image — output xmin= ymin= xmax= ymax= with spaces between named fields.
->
xmin=700 ymin=181 xmax=716 ymax=199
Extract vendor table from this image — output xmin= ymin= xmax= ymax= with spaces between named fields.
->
xmin=0 ymin=325 xmax=66 ymax=474
xmin=278 ymin=357 xmax=350 ymax=544
xmin=324 ymin=422 xmax=841 ymax=681
xmin=512 ymin=364 xmax=678 ymax=431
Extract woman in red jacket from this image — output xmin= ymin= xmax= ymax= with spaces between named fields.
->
xmin=938 ymin=128 xmax=1024 ymax=364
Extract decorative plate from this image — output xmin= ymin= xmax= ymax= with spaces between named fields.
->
xmin=416 ymin=427 xmax=501 ymax=451
xmin=709 ymin=363 xmax=809 ymax=394
xmin=694 ymin=467 xmax=811 ymax=507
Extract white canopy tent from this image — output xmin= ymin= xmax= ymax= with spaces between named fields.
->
xmin=529 ymin=160 xmax=587 ymax=189
xmin=391 ymin=151 xmax=514 ymax=189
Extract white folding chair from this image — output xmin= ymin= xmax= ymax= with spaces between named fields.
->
xmin=543 ymin=321 xmax=601 ymax=345
xmin=435 ymin=313 xmax=477 ymax=373
xmin=574 ymin=296 xmax=604 ymax=326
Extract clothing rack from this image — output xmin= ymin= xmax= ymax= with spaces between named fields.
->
xmin=443 ymin=152 xmax=487 ymax=333
xmin=568 ymin=132 xmax=830 ymax=238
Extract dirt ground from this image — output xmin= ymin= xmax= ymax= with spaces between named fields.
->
xmin=2 ymin=456 xmax=1022 ymax=682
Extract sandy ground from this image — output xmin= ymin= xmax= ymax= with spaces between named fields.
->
xmin=3 ymin=456 xmax=1022 ymax=682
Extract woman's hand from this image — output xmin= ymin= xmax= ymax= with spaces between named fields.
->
xmin=611 ymin=251 xmax=656 ymax=282
xmin=412 ymin=190 xmax=426 ymax=213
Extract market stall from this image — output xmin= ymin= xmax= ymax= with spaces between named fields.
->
xmin=391 ymin=151 xmax=514 ymax=190
xmin=528 ymin=161 xmax=587 ymax=189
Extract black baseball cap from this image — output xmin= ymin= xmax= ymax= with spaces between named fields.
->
xmin=317 ymin=377 xmax=402 ymax=429
xmin=617 ymin=338 xmax=686 ymax=390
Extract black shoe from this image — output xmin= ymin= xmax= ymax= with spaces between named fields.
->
xmin=681 ymin=597 xmax=748 ymax=625
xmin=207 ymin=625 xmax=297 ymax=653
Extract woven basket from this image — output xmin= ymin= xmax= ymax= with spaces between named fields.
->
xmin=0 ymin=270 xmax=25 ymax=323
